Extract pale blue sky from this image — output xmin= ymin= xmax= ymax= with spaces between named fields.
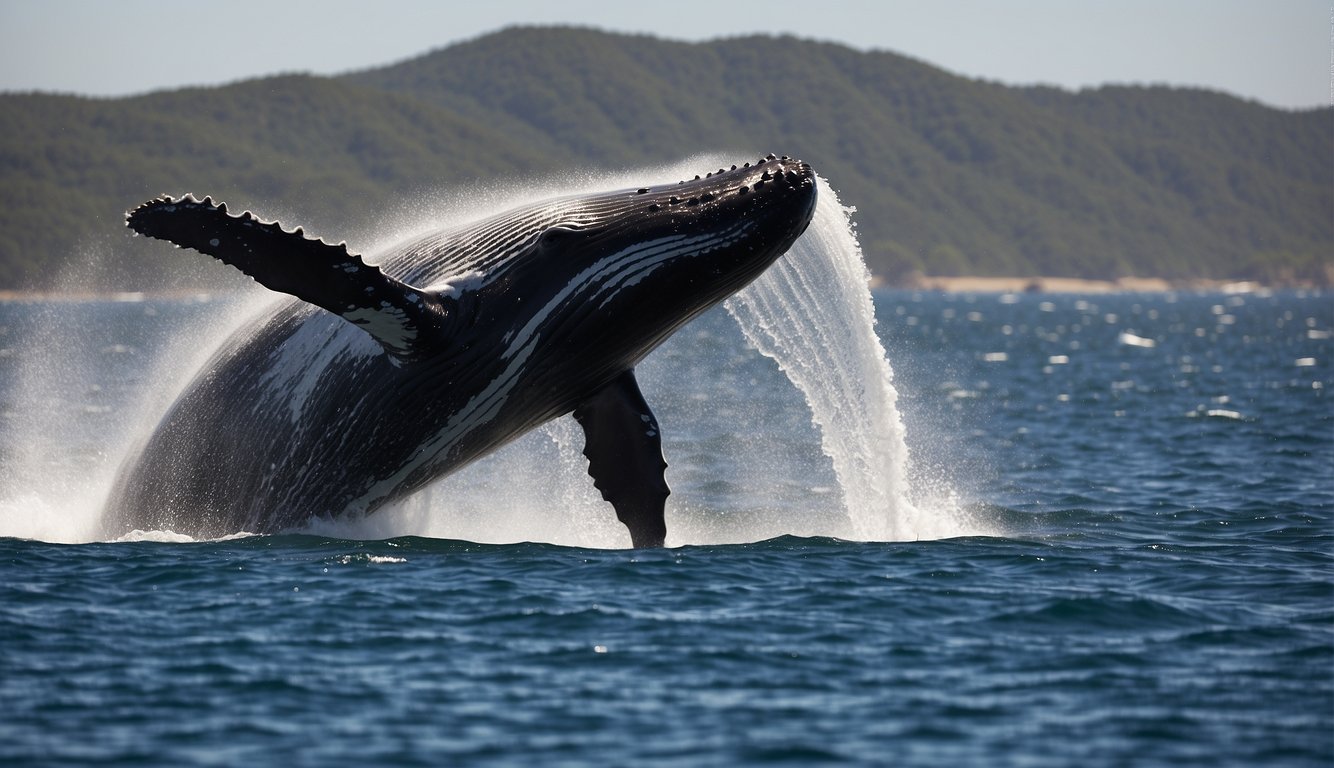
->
xmin=1 ymin=0 xmax=1327 ymax=110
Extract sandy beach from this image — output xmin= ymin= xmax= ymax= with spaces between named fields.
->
xmin=877 ymin=275 xmax=1280 ymax=294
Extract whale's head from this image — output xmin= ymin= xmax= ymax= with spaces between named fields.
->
xmin=593 ymin=153 xmax=819 ymax=293
xmin=617 ymin=154 xmax=818 ymax=312
xmin=471 ymin=154 xmax=818 ymax=381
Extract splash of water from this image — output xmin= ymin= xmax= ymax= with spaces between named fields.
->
xmin=725 ymin=182 xmax=915 ymax=540
xmin=0 ymin=160 xmax=976 ymax=546
xmin=0 ymin=291 xmax=276 ymax=543
xmin=726 ymin=179 xmax=974 ymax=541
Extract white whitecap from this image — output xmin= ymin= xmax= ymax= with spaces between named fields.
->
xmin=1118 ymin=331 xmax=1156 ymax=348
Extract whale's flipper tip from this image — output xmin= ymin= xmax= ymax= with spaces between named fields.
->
xmin=126 ymin=194 xmax=450 ymax=362
xmin=574 ymin=370 xmax=670 ymax=549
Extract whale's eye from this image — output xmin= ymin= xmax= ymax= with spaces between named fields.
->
xmin=538 ymin=226 xmax=578 ymax=246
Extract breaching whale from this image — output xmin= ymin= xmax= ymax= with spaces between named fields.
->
xmin=102 ymin=155 xmax=817 ymax=547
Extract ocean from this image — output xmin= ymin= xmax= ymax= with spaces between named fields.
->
xmin=0 ymin=182 xmax=1330 ymax=766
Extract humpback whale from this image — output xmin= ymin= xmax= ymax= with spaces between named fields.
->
xmin=103 ymin=155 xmax=817 ymax=547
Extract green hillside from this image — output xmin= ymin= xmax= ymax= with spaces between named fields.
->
xmin=1 ymin=26 xmax=1329 ymax=290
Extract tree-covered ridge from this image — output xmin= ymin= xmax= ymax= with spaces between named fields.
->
xmin=0 ymin=26 xmax=1329 ymax=289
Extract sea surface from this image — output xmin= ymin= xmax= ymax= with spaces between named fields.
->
xmin=0 ymin=283 xmax=1329 ymax=767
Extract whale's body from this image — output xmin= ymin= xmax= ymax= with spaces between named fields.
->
xmin=103 ymin=156 xmax=817 ymax=547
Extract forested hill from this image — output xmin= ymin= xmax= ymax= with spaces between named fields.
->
xmin=1 ymin=26 xmax=1329 ymax=290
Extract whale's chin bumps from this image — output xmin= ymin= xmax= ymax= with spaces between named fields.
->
xmin=107 ymin=155 xmax=818 ymax=547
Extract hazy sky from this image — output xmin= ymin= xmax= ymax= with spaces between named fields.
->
xmin=1 ymin=0 xmax=1328 ymax=110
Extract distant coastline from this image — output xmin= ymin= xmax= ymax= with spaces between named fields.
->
xmin=875 ymin=275 xmax=1309 ymax=294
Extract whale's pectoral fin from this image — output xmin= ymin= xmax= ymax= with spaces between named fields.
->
xmin=126 ymin=194 xmax=446 ymax=363
xmin=573 ymin=370 xmax=670 ymax=548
